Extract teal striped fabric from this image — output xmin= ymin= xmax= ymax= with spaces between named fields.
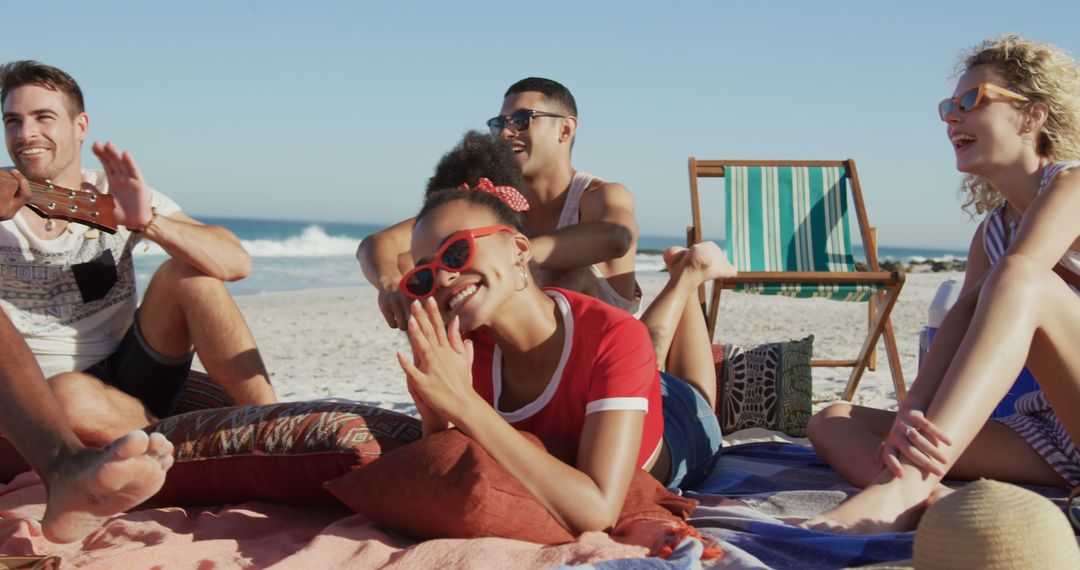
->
xmin=724 ymin=166 xmax=878 ymax=301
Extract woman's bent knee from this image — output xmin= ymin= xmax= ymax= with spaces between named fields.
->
xmin=807 ymin=403 xmax=854 ymax=442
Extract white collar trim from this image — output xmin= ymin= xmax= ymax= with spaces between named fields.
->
xmin=491 ymin=289 xmax=573 ymax=423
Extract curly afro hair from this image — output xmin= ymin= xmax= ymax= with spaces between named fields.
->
xmin=424 ymin=130 xmax=524 ymax=195
xmin=415 ymin=186 xmax=524 ymax=233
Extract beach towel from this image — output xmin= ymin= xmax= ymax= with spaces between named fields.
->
xmin=684 ymin=441 xmax=1076 ymax=569
xmin=4 ymin=436 xmax=1072 ymax=568
xmin=0 ymin=471 xmax=688 ymax=568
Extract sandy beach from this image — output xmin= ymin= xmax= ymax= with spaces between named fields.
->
xmin=228 ymin=271 xmax=963 ymax=415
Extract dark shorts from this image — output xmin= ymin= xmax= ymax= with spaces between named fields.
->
xmin=82 ymin=311 xmax=193 ymax=419
xmin=661 ymin=372 xmax=723 ymax=491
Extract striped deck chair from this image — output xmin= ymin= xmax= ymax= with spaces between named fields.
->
xmin=687 ymin=158 xmax=906 ymax=402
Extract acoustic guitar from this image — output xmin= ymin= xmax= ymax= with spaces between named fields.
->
xmin=24 ymin=178 xmax=118 ymax=234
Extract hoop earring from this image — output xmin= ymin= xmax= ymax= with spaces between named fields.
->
xmin=515 ymin=264 xmax=528 ymax=291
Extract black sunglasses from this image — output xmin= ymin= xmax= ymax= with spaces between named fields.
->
xmin=487 ymin=109 xmax=567 ymax=133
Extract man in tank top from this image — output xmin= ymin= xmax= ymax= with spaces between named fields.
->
xmin=359 ymin=77 xmax=642 ymax=329
xmin=492 ymin=78 xmax=641 ymax=314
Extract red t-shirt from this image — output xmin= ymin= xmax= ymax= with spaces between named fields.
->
xmin=465 ymin=288 xmax=663 ymax=468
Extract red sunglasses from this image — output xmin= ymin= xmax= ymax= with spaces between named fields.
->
xmin=399 ymin=225 xmax=515 ymax=299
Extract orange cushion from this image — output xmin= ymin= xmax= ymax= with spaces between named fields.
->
xmin=145 ymin=401 xmax=421 ymax=506
xmin=324 ymin=428 xmax=696 ymax=544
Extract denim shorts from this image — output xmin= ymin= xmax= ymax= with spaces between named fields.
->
xmin=661 ymin=372 xmax=723 ymax=491
xmin=82 ymin=311 xmax=194 ymax=419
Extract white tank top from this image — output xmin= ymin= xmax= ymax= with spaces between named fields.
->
xmin=554 ymin=172 xmax=642 ymax=314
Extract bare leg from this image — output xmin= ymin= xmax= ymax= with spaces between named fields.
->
xmin=807 ymin=404 xmax=897 ymax=487
xmin=0 ymin=313 xmax=172 ymax=544
xmin=808 ymin=257 xmax=1080 ymax=533
xmin=139 ymin=258 xmax=276 ymax=405
xmin=644 ymin=243 xmax=733 ymax=483
xmin=639 ymin=242 xmax=735 ymax=409
xmin=808 ymin=402 xmax=1061 ymax=486
xmin=49 ymin=373 xmax=156 ymax=447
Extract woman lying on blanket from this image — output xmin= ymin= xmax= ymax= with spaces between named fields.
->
xmin=805 ymin=34 xmax=1080 ymax=534
xmin=395 ymin=181 xmax=732 ymax=532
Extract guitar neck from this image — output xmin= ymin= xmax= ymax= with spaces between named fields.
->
xmin=25 ymin=179 xmax=119 ymax=234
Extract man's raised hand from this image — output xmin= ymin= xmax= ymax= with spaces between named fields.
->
xmin=91 ymin=141 xmax=153 ymax=229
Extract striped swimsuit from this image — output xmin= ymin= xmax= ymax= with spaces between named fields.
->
xmin=989 ymin=161 xmax=1080 ymax=487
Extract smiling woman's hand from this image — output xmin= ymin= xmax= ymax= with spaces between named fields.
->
xmin=396 ymin=297 xmax=478 ymax=428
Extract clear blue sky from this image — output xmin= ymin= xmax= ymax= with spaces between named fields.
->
xmin=6 ymin=1 xmax=1078 ymax=249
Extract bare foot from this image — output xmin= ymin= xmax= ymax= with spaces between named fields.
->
xmin=800 ymin=479 xmax=932 ymax=534
xmin=662 ymin=246 xmax=689 ymax=269
xmin=666 ymin=242 xmax=736 ymax=284
xmin=41 ymin=430 xmax=174 ymax=543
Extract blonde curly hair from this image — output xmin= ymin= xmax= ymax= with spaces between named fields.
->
xmin=954 ymin=34 xmax=1080 ymax=215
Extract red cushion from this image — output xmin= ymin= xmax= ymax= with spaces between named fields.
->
xmin=324 ymin=428 xmax=697 ymax=544
xmin=711 ymin=343 xmax=725 ymax=366
xmin=0 ymin=436 xmax=31 ymax=484
xmin=145 ymin=401 xmax=421 ymax=506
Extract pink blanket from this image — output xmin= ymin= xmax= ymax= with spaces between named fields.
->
xmin=0 ymin=471 xmax=647 ymax=569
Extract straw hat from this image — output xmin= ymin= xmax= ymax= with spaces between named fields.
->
xmin=854 ymin=479 xmax=1080 ymax=569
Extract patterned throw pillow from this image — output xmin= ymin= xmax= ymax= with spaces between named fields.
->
xmin=172 ymin=370 xmax=235 ymax=414
xmin=716 ymin=335 xmax=814 ymax=437
xmin=145 ymin=401 xmax=422 ymax=505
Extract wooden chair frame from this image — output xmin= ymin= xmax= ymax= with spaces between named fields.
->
xmin=686 ymin=158 xmax=906 ymax=402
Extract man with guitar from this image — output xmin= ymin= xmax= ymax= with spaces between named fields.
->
xmin=0 ymin=61 xmax=276 ymax=449
xmin=0 ymin=166 xmax=175 ymax=544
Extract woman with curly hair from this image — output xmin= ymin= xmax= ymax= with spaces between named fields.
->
xmin=804 ymin=34 xmax=1080 ymax=534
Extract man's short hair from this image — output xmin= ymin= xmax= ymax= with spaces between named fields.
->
xmin=505 ymin=77 xmax=577 ymax=117
xmin=0 ymin=61 xmax=85 ymax=115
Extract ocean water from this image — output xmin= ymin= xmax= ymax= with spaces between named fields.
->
xmin=132 ymin=216 xmax=968 ymax=296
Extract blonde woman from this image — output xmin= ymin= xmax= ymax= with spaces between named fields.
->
xmin=804 ymin=34 xmax=1080 ymax=534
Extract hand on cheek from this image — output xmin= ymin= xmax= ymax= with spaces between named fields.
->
xmin=396 ymin=298 xmax=476 ymax=425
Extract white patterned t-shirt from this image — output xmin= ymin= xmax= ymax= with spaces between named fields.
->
xmin=0 ymin=169 xmax=181 ymax=376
